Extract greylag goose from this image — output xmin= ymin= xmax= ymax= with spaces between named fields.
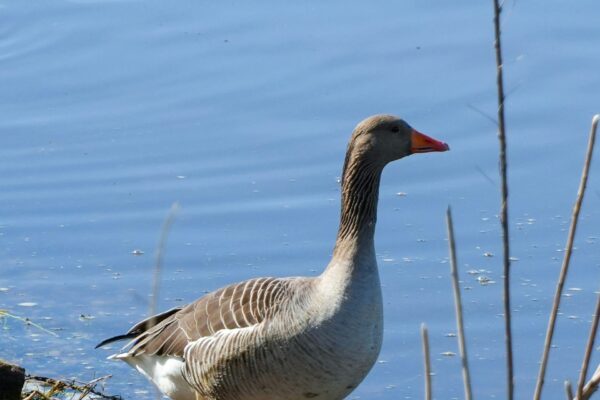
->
xmin=97 ymin=114 xmax=449 ymax=400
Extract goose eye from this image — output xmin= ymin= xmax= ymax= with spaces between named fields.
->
xmin=390 ymin=126 xmax=400 ymax=133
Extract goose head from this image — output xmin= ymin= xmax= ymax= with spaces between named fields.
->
xmin=348 ymin=114 xmax=449 ymax=167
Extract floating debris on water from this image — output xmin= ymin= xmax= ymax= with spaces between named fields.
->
xmin=568 ymin=287 xmax=583 ymax=292
xmin=477 ymin=276 xmax=495 ymax=285
xmin=445 ymin=332 xmax=457 ymax=337
xmin=131 ymin=249 xmax=144 ymax=256
xmin=441 ymin=351 xmax=457 ymax=357
xmin=396 ymin=192 xmax=407 ymax=197
xmin=483 ymin=252 xmax=494 ymax=257
xmin=521 ymin=280 xmax=537 ymax=287
xmin=468 ymin=268 xmax=490 ymax=276
xmin=79 ymin=314 xmax=95 ymax=321
xmin=0 ymin=287 xmax=9 ymax=292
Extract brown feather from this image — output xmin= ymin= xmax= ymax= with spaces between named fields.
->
xmin=117 ymin=277 xmax=295 ymax=358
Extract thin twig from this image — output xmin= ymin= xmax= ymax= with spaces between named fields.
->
xmin=148 ymin=202 xmax=180 ymax=400
xmin=491 ymin=1 xmax=514 ymax=398
xmin=534 ymin=114 xmax=599 ymax=400
xmin=579 ymin=364 xmax=600 ymax=400
xmin=467 ymin=103 xmax=499 ymax=127
xmin=24 ymin=374 xmax=120 ymax=399
xmin=22 ymin=390 xmax=52 ymax=400
xmin=576 ymin=292 xmax=600 ymax=399
xmin=446 ymin=207 xmax=473 ymax=400
xmin=475 ymin=165 xmax=496 ymax=187
xmin=0 ymin=309 xmax=58 ymax=337
xmin=86 ymin=374 xmax=114 ymax=386
xmin=421 ymin=323 xmax=432 ymax=400
xmin=149 ymin=202 xmax=180 ymax=320
xmin=46 ymin=380 xmax=66 ymax=396
xmin=566 ymin=380 xmax=575 ymax=400
xmin=77 ymin=385 xmax=93 ymax=400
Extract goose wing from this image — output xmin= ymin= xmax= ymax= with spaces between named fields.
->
xmin=103 ymin=277 xmax=297 ymax=358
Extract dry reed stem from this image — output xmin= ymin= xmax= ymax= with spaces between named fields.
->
xmin=420 ymin=323 xmax=432 ymax=400
xmin=491 ymin=1 xmax=514 ymax=398
xmin=22 ymin=390 xmax=51 ymax=400
xmin=0 ymin=310 xmax=58 ymax=337
xmin=566 ymin=380 xmax=575 ymax=400
xmin=578 ymin=364 xmax=600 ymax=400
xmin=534 ymin=114 xmax=599 ymax=400
xmin=446 ymin=207 xmax=473 ymax=400
xmin=576 ymin=293 xmax=600 ymax=399
xmin=76 ymin=386 xmax=93 ymax=400
xmin=148 ymin=202 xmax=180 ymax=400
xmin=23 ymin=374 xmax=119 ymax=400
xmin=46 ymin=380 xmax=65 ymax=396
xmin=149 ymin=202 xmax=180 ymax=320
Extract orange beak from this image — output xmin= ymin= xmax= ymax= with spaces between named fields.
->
xmin=410 ymin=129 xmax=450 ymax=153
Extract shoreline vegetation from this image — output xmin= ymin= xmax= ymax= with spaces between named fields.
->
xmin=0 ymin=358 xmax=120 ymax=400
xmin=2 ymin=3 xmax=599 ymax=400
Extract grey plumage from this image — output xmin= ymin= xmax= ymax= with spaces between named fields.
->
xmin=97 ymin=114 xmax=448 ymax=400
xmin=126 ymin=277 xmax=298 ymax=357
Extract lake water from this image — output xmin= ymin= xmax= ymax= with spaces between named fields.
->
xmin=1 ymin=1 xmax=599 ymax=399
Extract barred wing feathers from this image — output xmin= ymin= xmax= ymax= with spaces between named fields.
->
xmin=117 ymin=277 xmax=299 ymax=358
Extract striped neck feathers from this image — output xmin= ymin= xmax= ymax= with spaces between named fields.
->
xmin=332 ymin=144 xmax=384 ymax=259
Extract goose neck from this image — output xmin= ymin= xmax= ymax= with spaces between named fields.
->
xmin=332 ymin=155 xmax=384 ymax=261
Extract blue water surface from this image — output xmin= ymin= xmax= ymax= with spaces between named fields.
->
xmin=1 ymin=1 xmax=599 ymax=399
